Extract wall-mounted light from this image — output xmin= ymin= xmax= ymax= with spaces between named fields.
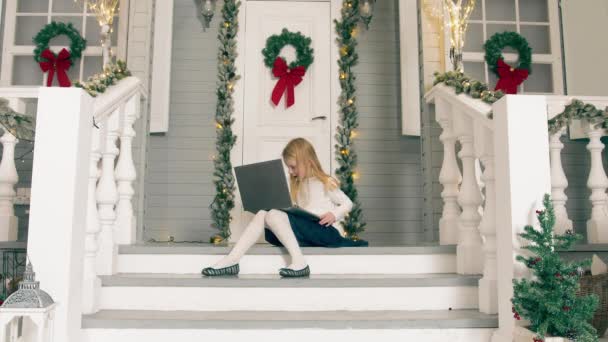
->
xmin=201 ymin=0 xmax=216 ymax=30
xmin=359 ymin=0 xmax=376 ymax=29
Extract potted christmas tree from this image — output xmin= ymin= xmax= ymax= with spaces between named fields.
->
xmin=512 ymin=194 xmax=598 ymax=342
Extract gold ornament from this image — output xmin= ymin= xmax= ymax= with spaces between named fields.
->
xmin=339 ymin=71 xmax=347 ymax=80
xmin=224 ymin=22 xmax=231 ymax=28
xmin=347 ymin=98 xmax=354 ymax=105
xmin=210 ymin=234 xmax=225 ymax=245
xmin=216 ymin=122 xmax=223 ymax=129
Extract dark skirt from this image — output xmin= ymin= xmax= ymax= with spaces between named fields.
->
xmin=264 ymin=212 xmax=368 ymax=248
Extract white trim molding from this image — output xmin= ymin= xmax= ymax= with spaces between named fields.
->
xmin=400 ymin=0 xmax=422 ymax=136
xmin=149 ymin=0 xmax=174 ymax=133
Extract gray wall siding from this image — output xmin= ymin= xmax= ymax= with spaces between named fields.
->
xmin=353 ymin=0 xmax=425 ymax=245
xmin=143 ymin=0 xmax=219 ymax=241
xmin=144 ymin=0 xmax=425 ymax=245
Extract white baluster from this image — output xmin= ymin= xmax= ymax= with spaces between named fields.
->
xmin=475 ymin=124 xmax=497 ymax=314
xmin=82 ymin=126 xmax=102 ymax=314
xmin=0 ymin=127 xmax=18 ymax=242
xmin=584 ymin=124 xmax=608 ymax=243
xmin=0 ymin=98 xmax=24 ymax=242
xmin=114 ymin=94 xmax=140 ymax=245
xmin=453 ymin=112 xmax=483 ymax=274
xmin=549 ymin=128 xmax=572 ymax=235
xmin=96 ymin=110 xmax=120 ymax=275
xmin=435 ymin=98 xmax=462 ymax=245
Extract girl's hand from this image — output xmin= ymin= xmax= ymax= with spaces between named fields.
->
xmin=318 ymin=212 xmax=336 ymax=226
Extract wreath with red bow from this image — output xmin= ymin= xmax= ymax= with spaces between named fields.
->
xmin=33 ymin=22 xmax=87 ymax=87
xmin=484 ymin=31 xmax=532 ymax=94
xmin=261 ymin=29 xmax=314 ymax=108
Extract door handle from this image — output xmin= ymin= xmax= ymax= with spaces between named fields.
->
xmin=311 ymin=115 xmax=327 ymax=121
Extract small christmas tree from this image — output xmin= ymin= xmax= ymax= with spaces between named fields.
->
xmin=512 ymin=194 xmax=598 ymax=341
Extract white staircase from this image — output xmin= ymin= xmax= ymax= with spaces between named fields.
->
xmin=81 ymin=244 xmax=497 ymax=342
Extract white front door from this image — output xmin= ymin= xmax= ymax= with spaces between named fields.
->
xmin=242 ymin=1 xmax=332 ymax=170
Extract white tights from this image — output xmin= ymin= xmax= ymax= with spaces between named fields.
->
xmin=212 ymin=209 xmax=307 ymax=270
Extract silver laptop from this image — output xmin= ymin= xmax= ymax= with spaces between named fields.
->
xmin=234 ymin=159 xmax=320 ymax=221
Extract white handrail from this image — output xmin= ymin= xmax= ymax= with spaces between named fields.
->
xmin=92 ymin=77 xmax=145 ymax=121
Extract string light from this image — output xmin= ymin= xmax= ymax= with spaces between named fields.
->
xmin=216 ymin=122 xmax=223 ymax=129
xmin=347 ymin=98 xmax=354 ymax=105
xmin=77 ymin=0 xmax=119 ymax=27
xmin=350 ymin=27 xmax=358 ymax=37
xmin=422 ymin=0 xmax=477 ymax=71
xmin=340 ymin=46 xmax=349 ymax=57
xmin=352 ymin=172 xmax=360 ymax=180
xmin=227 ymin=82 xmax=234 ymax=91
xmin=340 ymin=148 xmax=349 ymax=156
xmin=224 ymin=21 xmax=231 ymax=28
xmin=350 ymin=130 xmax=358 ymax=139
xmin=339 ymin=71 xmax=347 ymax=80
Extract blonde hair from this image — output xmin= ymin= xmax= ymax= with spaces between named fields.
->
xmin=282 ymin=137 xmax=338 ymax=203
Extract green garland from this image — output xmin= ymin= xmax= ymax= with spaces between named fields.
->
xmin=433 ymin=71 xmax=505 ymax=106
xmin=548 ymin=100 xmax=608 ymax=135
xmin=74 ymin=60 xmax=132 ymax=97
xmin=261 ymin=28 xmax=314 ymax=70
xmin=334 ymin=0 xmax=367 ymax=239
xmin=209 ymin=0 xmax=241 ymax=243
xmin=0 ymin=98 xmax=35 ymax=142
xmin=484 ymin=31 xmax=532 ymax=77
xmin=33 ymin=21 xmax=87 ymax=64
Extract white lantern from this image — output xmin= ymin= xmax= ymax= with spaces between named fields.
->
xmin=0 ymin=262 xmax=56 ymax=342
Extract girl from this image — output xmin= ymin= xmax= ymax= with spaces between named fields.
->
xmin=202 ymin=137 xmax=368 ymax=278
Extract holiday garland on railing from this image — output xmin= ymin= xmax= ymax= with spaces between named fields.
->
xmin=0 ymin=98 xmax=35 ymax=142
xmin=74 ymin=60 xmax=132 ymax=97
xmin=548 ymin=100 xmax=608 ymax=135
xmin=209 ymin=0 xmax=241 ymax=244
xmin=433 ymin=72 xmax=608 ymax=136
xmin=433 ymin=71 xmax=505 ymax=106
xmin=334 ymin=0 xmax=367 ymax=239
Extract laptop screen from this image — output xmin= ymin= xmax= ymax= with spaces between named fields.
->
xmin=234 ymin=159 xmax=293 ymax=213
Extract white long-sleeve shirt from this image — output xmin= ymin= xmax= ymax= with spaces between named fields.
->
xmin=294 ymin=177 xmax=353 ymax=235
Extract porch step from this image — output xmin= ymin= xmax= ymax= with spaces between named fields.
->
xmin=81 ymin=309 xmax=497 ymax=342
xmin=98 ymin=273 xmax=479 ymax=311
xmin=116 ymin=244 xmax=457 ymax=275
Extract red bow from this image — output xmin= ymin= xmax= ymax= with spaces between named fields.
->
xmin=494 ymin=58 xmax=528 ymax=94
xmin=38 ymin=48 xmax=72 ymax=87
xmin=270 ymin=57 xmax=306 ymax=108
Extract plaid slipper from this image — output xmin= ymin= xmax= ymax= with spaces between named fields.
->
xmin=279 ymin=265 xmax=310 ymax=278
xmin=201 ymin=263 xmax=240 ymax=276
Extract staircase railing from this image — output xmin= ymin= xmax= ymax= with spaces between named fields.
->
xmin=426 ymin=84 xmax=608 ymax=341
xmin=546 ymin=96 xmax=608 ymax=242
xmin=24 ymin=77 xmax=145 ymax=342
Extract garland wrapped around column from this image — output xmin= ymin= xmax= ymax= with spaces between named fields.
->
xmin=334 ymin=0 xmax=367 ymax=239
xmin=210 ymin=0 xmax=241 ymax=244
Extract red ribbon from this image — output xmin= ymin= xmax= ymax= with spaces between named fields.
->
xmin=270 ymin=57 xmax=306 ymax=108
xmin=38 ymin=48 xmax=72 ymax=87
xmin=494 ymin=58 xmax=529 ymax=94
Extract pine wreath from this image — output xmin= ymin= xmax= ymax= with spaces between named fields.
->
xmin=33 ymin=21 xmax=87 ymax=64
xmin=484 ymin=31 xmax=532 ymax=77
xmin=261 ymin=28 xmax=313 ymax=70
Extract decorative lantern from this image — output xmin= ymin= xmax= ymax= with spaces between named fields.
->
xmin=201 ymin=0 xmax=216 ymax=30
xmin=0 ymin=262 xmax=56 ymax=342
xmin=358 ymin=0 xmax=376 ymax=29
